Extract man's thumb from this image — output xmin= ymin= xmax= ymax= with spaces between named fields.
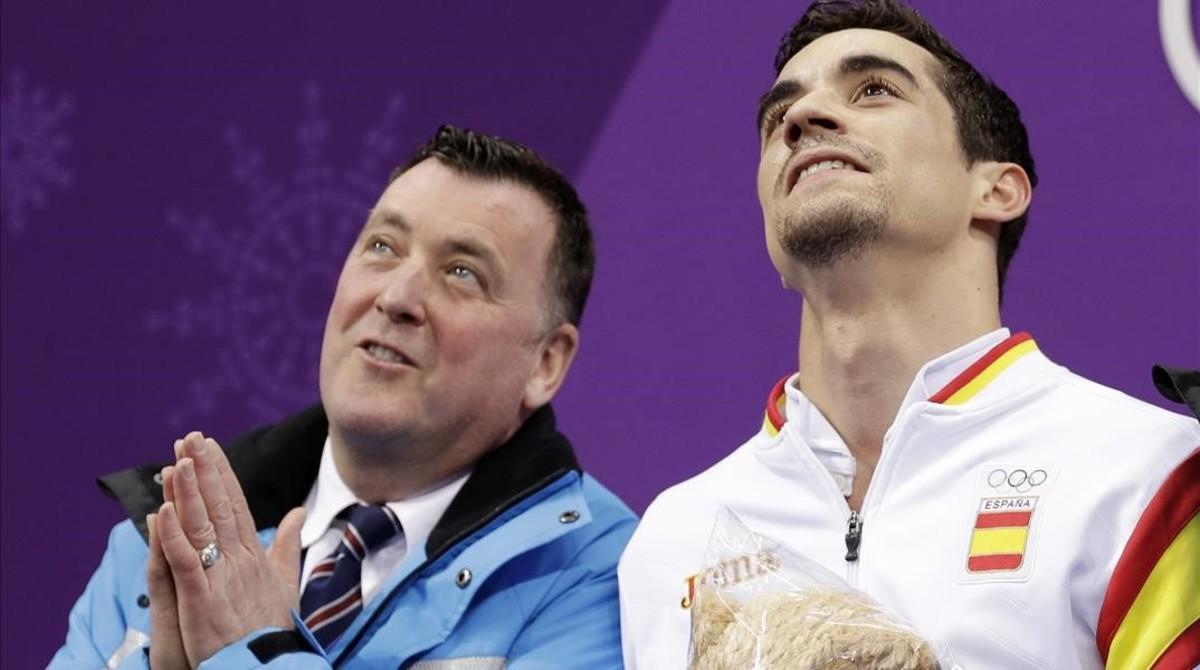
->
xmin=267 ymin=507 xmax=306 ymax=584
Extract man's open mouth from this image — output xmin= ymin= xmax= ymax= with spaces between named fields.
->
xmin=362 ymin=342 xmax=411 ymax=366
xmin=785 ymin=151 xmax=868 ymax=193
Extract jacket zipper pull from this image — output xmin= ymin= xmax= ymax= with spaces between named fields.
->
xmin=845 ymin=511 xmax=863 ymax=562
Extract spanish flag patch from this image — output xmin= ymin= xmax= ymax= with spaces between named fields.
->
xmin=967 ymin=496 xmax=1037 ymax=572
xmin=959 ymin=466 xmax=1051 ymax=584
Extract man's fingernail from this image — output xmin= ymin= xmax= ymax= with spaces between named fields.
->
xmin=193 ymin=438 xmax=207 ymax=454
xmin=181 ymin=460 xmax=195 ymax=480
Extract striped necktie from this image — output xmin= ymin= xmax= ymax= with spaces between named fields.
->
xmin=299 ymin=504 xmax=403 ymax=648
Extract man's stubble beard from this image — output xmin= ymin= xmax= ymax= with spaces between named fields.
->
xmin=775 ymin=180 xmax=891 ymax=269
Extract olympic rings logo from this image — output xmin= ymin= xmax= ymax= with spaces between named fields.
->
xmin=987 ymin=468 xmax=1047 ymax=493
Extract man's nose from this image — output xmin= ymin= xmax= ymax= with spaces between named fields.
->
xmin=782 ymin=91 xmax=845 ymax=149
xmin=374 ymin=261 xmax=428 ymax=326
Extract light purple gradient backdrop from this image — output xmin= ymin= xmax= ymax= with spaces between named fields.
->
xmin=2 ymin=2 xmax=1197 ymax=665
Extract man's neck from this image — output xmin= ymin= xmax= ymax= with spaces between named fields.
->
xmin=791 ymin=249 xmax=1000 ymax=507
xmin=327 ymin=420 xmax=519 ymax=503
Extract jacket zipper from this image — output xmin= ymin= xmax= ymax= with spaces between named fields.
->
xmin=844 ymin=511 xmax=863 ymax=561
xmin=790 ymin=441 xmax=864 ymax=585
xmin=842 ymin=404 xmax=915 ymax=586
xmin=844 ymin=510 xmax=862 ymax=585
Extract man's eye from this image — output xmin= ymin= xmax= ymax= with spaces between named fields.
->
xmin=367 ymin=238 xmax=394 ymax=255
xmin=448 ymin=265 xmax=479 ymax=283
xmin=857 ymin=77 xmax=899 ymax=100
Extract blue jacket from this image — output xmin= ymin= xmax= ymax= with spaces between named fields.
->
xmin=52 ymin=405 xmax=636 ymax=669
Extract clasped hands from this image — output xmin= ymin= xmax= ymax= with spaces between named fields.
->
xmin=146 ymin=432 xmax=306 ymax=668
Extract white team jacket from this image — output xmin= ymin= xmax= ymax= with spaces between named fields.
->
xmin=619 ymin=331 xmax=1199 ymax=669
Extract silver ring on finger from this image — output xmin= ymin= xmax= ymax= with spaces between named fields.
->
xmin=198 ymin=541 xmax=222 ymax=569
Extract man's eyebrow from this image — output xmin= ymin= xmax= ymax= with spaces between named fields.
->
xmin=839 ymin=53 xmax=920 ymax=89
xmin=368 ymin=213 xmax=501 ymax=271
xmin=756 ymin=79 xmax=803 ymax=132
xmin=370 ymin=210 xmax=411 ymax=232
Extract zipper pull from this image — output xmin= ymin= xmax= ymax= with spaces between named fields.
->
xmin=845 ymin=511 xmax=863 ymax=562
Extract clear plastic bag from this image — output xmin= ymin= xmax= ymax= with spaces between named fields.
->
xmin=687 ymin=508 xmax=961 ymax=670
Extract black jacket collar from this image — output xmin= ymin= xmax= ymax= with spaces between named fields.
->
xmin=99 ymin=404 xmax=580 ymax=554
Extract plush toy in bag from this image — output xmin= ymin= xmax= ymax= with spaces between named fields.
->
xmin=687 ymin=509 xmax=959 ymax=670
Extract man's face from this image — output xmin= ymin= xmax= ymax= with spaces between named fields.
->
xmin=756 ymin=29 xmax=977 ymax=274
xmin=319 ymin=159 xmax=557 ymax=455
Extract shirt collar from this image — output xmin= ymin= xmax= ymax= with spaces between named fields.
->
xmin=762 ymin=328 xmax=1021 ymax=494
xmin=300 ymin=438 xmax=471 ymax=552
xmin=765 ymin=328 xmax=1014 ymax=426
xmin=913 ymin=327 xmax=1011 ymax=406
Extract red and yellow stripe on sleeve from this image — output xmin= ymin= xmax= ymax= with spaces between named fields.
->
xmin=1097 ymin=448 xmax=1200 ymax=669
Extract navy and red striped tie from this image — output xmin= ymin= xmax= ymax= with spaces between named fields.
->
xmin=299 ymin=504 xmax=402 ymax=648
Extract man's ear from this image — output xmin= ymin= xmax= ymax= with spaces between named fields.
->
xmin=972 ymin=161 xmax=1032 ymax=224
xmin=523 ymin=322 xmax=580 ymax=411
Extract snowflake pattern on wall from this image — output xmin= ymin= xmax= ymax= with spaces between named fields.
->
xmin=146 ymin=85 xmax=405 ymax=429
xmin=0 ymin=70 xmax=73 ymax=235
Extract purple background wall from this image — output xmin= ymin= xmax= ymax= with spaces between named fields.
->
xmin=3 ymin=1 xmax=1197 ymax=664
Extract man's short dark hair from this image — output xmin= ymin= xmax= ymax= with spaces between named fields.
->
xmin=391 ymin=125 xmax=594 ymax=327
xmin=774 ymin=0 xmax=1037 ymax=295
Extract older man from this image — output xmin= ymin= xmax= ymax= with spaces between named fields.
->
xmin=618 ymin=1 xmax=1199 ymax=668
xmin=54 ymin=126 xmax=635 ymax=669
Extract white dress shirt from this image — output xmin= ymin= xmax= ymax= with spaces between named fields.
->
xmin=298 ymin=439 xmax=470 ymax=605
